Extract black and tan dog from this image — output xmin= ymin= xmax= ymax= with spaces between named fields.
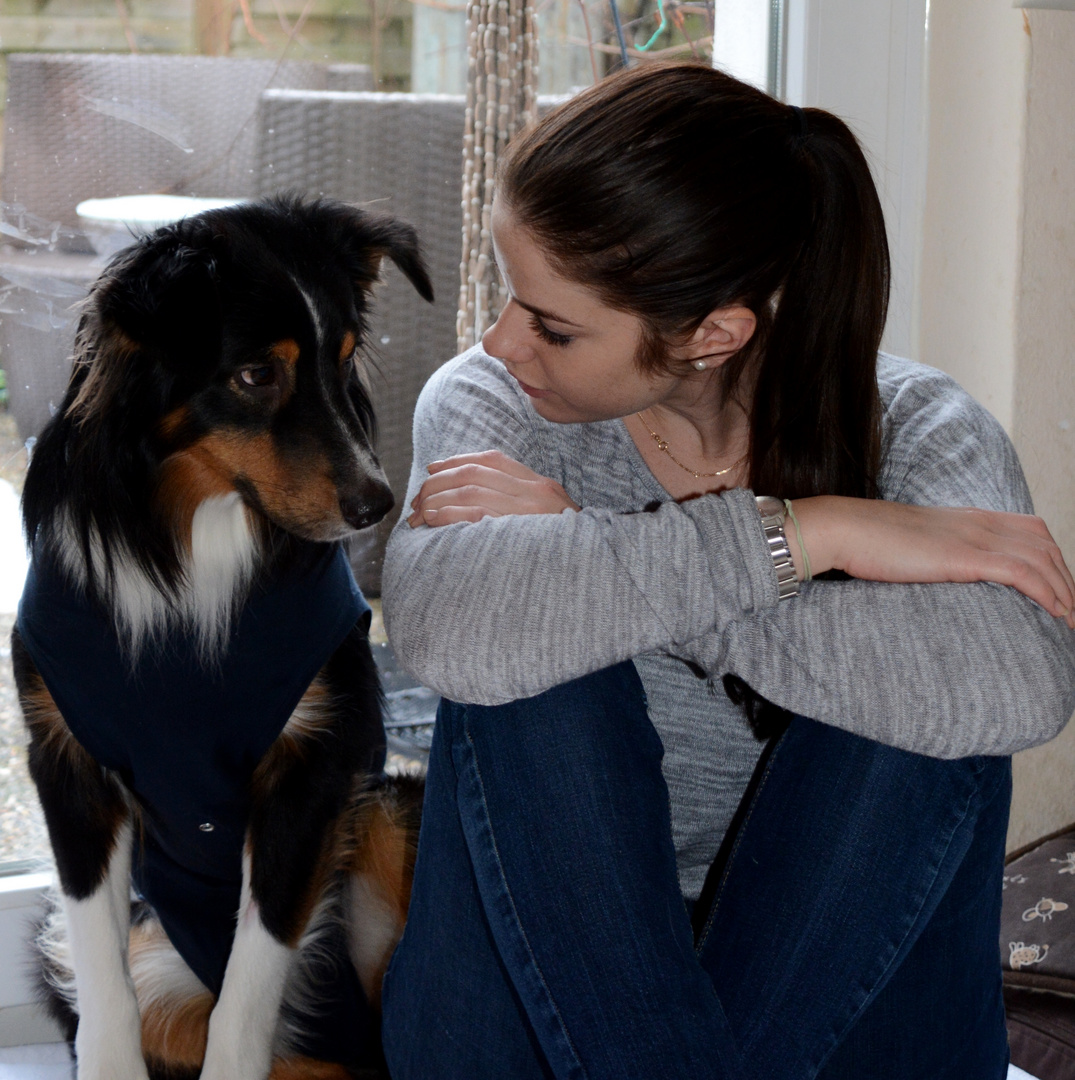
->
xmin=13 ymin=196 xmax=428 ymax=1080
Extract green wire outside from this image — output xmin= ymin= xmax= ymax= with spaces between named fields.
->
xmin=636 ymin=0 xmax=668 ymax=51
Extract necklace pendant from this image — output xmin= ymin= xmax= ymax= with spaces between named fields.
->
xmin=637 ymin=410 xmax=743 ymax=481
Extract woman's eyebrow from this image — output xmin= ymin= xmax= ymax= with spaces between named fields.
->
xmin=512 ymin=295 xmax=585 ymax=329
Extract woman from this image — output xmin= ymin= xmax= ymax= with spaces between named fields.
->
xmin=379 ymin=63 xmax=1075 ymax=1078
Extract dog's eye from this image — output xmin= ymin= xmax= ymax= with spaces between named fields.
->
xmin=238 ymin=365 xmax=276 ymax=388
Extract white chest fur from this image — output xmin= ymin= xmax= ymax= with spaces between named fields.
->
xmin=57 ymin=492 xmax=259 ymax=661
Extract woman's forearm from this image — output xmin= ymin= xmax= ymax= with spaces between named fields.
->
xmin=694 ymin=577 xmax=1075 ymax=758
xmin=383 ymin=490 xmax=777 ymax=704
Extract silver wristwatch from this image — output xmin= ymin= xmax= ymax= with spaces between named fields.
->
xmin=755 ymin=496 xmax=799 ymax=601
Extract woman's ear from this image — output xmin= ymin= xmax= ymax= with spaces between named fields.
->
xmin=679 ymin=306 xmax=756 ymax=367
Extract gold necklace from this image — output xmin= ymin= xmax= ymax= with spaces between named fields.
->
xmin=636 ymin=411 xmax=745 ymax=480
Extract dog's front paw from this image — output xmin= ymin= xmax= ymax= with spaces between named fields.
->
xmin=74 ymin=1020 xmax=151 ymax=1080
xmin=200 ymin=1046 xmax=274 ymax=1080
xmin=200 ymin=1021 xmax=274 ymax=1080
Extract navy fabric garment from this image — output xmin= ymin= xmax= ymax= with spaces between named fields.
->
xmin=18 ymin=541 xmax=375 ymax=1066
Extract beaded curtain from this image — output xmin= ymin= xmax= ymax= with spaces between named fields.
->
xmin=457 ymin=0 xmax=538 ymax=353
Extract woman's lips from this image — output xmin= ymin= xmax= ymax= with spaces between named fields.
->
xmin=513 ymin=375 xmax=550 ymax=399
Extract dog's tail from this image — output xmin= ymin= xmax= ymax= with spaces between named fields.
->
xmin=343 ymin=773 xmax=424 ymax=1009
xmin=30 ymin=890 xmax=78 ymax=1044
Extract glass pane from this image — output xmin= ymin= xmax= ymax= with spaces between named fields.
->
xmin=712 ymin=0 xmax=786 ymax=97
xmin=0 ymin=414 xmax=41 ymax=873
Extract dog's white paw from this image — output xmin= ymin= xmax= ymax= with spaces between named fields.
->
xmin=75 ymin=1054 xmax=151 ymax=1080
xmin=199 ymin=1037 xmax=274 ymax=1080
xmin=74 ymin=1018 xmax=150 ymax=1080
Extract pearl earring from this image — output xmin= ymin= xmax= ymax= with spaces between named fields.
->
xmin=692 ymin=360 xmax=708 ymax=372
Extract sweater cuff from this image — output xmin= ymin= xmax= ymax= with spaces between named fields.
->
xmin=681 ymin=487 xmax=781 ymax=615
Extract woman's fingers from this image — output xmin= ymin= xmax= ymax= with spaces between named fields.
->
xmin=425 ymin=449 xmax=537 ymax=479
xmin=955 ymin=510 xmax=1074 ymax=621
xmin=408 ymin=451 xmax=580 ymax=527
xmin=1043 ymin=525 xmax=1075 ymax=615
xmin=409 ymin=483 xmax=526 ymax=523
xmin=413 ymin=462 xmax=533 ymax=504
xmin=994 ymin=553 xmax=1073 ymax=630
xmin=411 ymin=504 xmax=498 ymax=527
xmin=812 ymin=498 xmax=1075 ymax=626
xmin=985 ymin=521 xmax=1075 ymax=628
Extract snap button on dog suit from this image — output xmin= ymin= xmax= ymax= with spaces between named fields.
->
xmin=199 ymin=822 xmax=215 ymax=833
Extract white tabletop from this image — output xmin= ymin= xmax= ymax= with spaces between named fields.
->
xmin=75 ymin=195 xmax=244 ymax=231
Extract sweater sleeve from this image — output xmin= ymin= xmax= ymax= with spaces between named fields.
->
xmin=383 ymin=353 xmax=1075 ymax=755
xmin=689 ymin=360 xmax=1075 ymax=758
xmin=381 ymin=353 xmax=778 ymax=704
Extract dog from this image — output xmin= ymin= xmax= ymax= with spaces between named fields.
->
xmin=12 ymin=195 xmax=430 ymax=1080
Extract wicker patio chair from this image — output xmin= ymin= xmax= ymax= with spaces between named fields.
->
xmin=254 ymin=89 xmax=468 ymax=591
xmin=0 ymin=55 xmax=371 ymax=442
xmin=1 ymin=53 xmax=372 ymax=227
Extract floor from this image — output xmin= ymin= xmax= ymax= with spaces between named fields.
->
xmin=0 ymin=476 xmax=27 ymax=614
xmin=0 ymin=1045 xmax=71 ymax=1080
xmin=0 ymin=1045 xmax=1047 ymax=1080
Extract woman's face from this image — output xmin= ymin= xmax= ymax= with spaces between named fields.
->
xmin=482 ymin=200 xmax=682 ymax=424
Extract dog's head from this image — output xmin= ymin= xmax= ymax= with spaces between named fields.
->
xmin=66 ymin=195 xmax=433 ymax=544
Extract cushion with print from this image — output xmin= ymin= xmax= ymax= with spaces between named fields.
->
xmin=1001 ymin=825 xmax=1075 ymax=1080
xmin=1002 ymin=825 xmax=1075 ymax=995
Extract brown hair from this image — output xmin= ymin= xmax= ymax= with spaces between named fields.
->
xmin=499 ymin=61 xmax=889 ymax=502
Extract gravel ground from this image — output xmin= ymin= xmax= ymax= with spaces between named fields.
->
xmin=0 ymin=411 xmax=28 ymax=493
xmin=0 ymin=411 xmax=48 ymax=866
xmin=0 ymin=610 xmax=49 ymax=867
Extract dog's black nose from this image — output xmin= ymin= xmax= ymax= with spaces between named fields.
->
xmin=340 ymin=484 xmax=394 ymax=531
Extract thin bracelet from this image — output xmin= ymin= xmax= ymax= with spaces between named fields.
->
xmin=783 ymin=499 xmax=812 ymax=582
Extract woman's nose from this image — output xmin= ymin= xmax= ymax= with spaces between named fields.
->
xmin=482 ymin=298 xmax=528 ymax=361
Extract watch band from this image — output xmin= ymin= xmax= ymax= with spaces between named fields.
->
xmin=755 ymin=495 xmax=799 ymax=601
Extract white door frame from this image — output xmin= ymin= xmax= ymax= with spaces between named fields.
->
xmin=787 ymin=0 xmax=930 ymax=360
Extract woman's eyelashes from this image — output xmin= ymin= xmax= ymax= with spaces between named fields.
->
xmin=528 ymin=313 xmax=574 ymax=347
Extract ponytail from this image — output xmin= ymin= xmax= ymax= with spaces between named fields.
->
xmin=748 ymin=107 xmax=888 ymax=500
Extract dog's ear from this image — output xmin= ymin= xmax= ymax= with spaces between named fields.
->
xmin=341 ymin=210 xmax=435 ymax=305
xmin=101 ymin=234 xmax=223 ymax=361
xmin=68 ymin=232 xmax=223 ymax=425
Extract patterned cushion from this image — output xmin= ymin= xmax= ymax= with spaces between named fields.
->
xmin=1002 ymin=826 xmax=1075 ymax=995
xmin=1001 ymin=825 xmax=1075 ymax=1080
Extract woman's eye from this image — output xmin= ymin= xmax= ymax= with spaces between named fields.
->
xmin=239 ymin=365 xmax=276 ymax=388
xmin=528 ymin=313 xmax=573 ymax=348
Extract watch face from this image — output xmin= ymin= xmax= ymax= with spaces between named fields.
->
xmin=755 ymin=495 xmax=785 ymax=521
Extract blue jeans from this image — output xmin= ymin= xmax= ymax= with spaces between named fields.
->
xmin=381 ymin=662 xmax=1011 ymax=1079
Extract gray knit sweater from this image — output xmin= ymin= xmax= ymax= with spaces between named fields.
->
xmin=383 ymin=348 xmax=1075 ymax=898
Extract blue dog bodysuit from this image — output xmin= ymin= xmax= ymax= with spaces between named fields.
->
xmin=18 ymin=541 xmax=379 ymax=1068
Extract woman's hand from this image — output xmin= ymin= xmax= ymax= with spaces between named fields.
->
xmin=791 ymin=496 xmax=1075 ymax=628
xmin=407 ymin=450 xmax=580 ymax=527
